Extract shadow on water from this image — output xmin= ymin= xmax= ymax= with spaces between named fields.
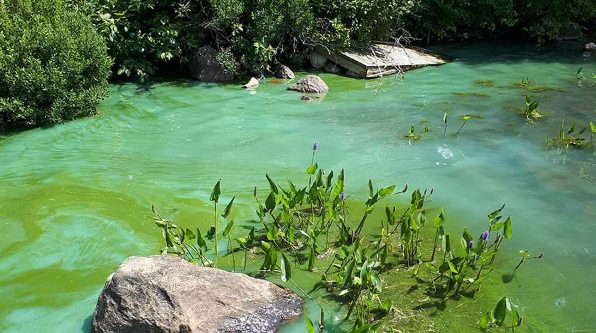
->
xmin=81 ymin=314 xmax=92 ymax=333
xmin=431 ymin=40 xmax=596 ymax=66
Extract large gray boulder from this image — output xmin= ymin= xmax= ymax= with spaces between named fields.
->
xmin=189 ymin=46 xmax=233 ymax=82
xmin=287 ymin=75 xmax=329 ymax=94
xmin=91 ymin=255 xmax=303 ymax=333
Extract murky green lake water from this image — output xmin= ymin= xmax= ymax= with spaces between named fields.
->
xmin=1 ymin=42 xmax=595 ymax=332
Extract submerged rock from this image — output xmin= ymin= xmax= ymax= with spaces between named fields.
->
xmin=189 ymin=46 xmax=233 ymax=82
xmin=91 ymin=255 xmax=303 ymax=333
xmin=287 ymin=75 xmax=329 ymax=94
xmin=586 ymin=42 xmax=596 ymax=51
xmin=274 ymin=64 xmax=295 ymax=79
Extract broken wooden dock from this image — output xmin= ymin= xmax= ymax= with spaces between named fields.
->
xmin=313 ymin=42 xmax=447 ymax=78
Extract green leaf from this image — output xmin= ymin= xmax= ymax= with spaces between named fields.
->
xmin=306 ymin=163 xmax=318 ymax=175
xmin=492 ymin=297 xmax=509 ymax=326
xmin=266 ymin=174 xmax=278 ymax=194
xmin=368 ymin=179 xmax=374 ymax=198
xmin=260 ymin=241 xmax=271 ymax=252
xmin=479 ymin=312 xmax=490 ymax=330
xmin=443 ymin=234 xmax=451 ymax=252
xmin=222 ymin=220 xmax=234 ymax=237
xmin=488 ymin=204 xmax=505 ymax=220
xmin=504 ymin=217 xmax=512 ymax=239
xmin=221 ymin=196 xmax=235 ymax=218
xmin=462 ymin=228 xmax=473 ymax=243
xmin=267 ymin=224 xmax=278 ymax=241
xmin=185 ymin=228 xmax=196 ymax=240
xmin=304 ymin=311 xmax=316 ymax=333
xmin=590 ymin=121 xmax=596 ymax=133
xmin=432 ymin=209 xmax=445 ymax=227
xmin=371 ymin=272 xmax=382 ymax=292
xmin=210 ymin=181 xmax=221 ymax=203
xmin=379 ymin=185 xmax=396 ymax=197
xmin=326 ymin=170 xmax=334 ymax=188
xmin=206 ymin=225 xmax=216 ymax=240
xmin=265 ymin=191 xmax=276 ymax=212
xmin=332 ymin=179 xmax=344 ymax=199
xmin=302 ymin=246 xmax=313 ymax=271
xmin=196 ymin=229 xmax=207 ymax=249
xmin=342 ymin=260 xmax=356 ymax=287
xmin=281 ymin=252 xmax=291 ymax=282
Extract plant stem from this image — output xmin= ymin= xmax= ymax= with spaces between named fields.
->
xmin=455 ymin=120 xmax=466 ymax=137
xmin=214 ymin=202 xmax=218 ymax=267
xmin=430 ymin=228 xmax=439 ymax=262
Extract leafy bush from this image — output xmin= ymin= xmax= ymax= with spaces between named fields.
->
xmin=0 ymin=0 xmax=111 ymax=129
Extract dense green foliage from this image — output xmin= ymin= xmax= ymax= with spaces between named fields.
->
xmin=408 ymin=0 xmax=596 ymax=42
xmin=0 ymin=0 xmax=111 ymax=129
xmin=79 ymin=0 xmax=595 ymax=80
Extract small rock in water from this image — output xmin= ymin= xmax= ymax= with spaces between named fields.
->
xmin=274 ymin=64 xmax=295 ymax=79
xmin=243 ymin=77 xmax=260 ymax=89
xmin=585 ymin=42 xmax=596 ymax=51
xmin=301 ymin=95 xmax=318 ymax=101
xmin=288 ymin=75 xmax=329 ymax=93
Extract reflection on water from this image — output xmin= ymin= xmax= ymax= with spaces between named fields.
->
xmin=0 ymin=41 xmax=595 ymax=332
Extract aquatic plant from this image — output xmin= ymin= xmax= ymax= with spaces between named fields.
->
xmin=480 ymin=297 xmax=523 ymax=332
xmin=512 ymin=79 xmax=563 ymax=92
xmin=403 ymin=125 xmax=420 ymax=141
xmin=451 ymin=92 xmax=490 ymax=97
xmin=152 ymin=144 xmax=519 ymax=331
xmin=520 ymin=95 xmax=543 ymax=121
xmin=502 ymin=250 xmax=543 ymax=283
xmin=547 ymin=119 xmax=595 ymax=150
xmin=576 ymin=67 xmax=596 ymax=87
xmin=456 ymin=114 xmax=484 ymax=137
xmin=474 ymin=79 xmax=496 ymax=88
xmin=442 ymin=112 xmax=448 ymax=137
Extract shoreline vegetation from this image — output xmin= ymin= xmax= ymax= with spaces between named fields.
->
xmin=1 ymin=0 xmax=596 ymax=130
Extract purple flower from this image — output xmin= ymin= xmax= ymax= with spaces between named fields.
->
xmin=312 ymin=142 xmax=318 ymax=151
xmin=340 ymin=192 xmax=345 ymax=201
xmin=468 ymin=240 xmax=475 ymax=249
xmin=481 ymin=231 xmax=490 ymax=241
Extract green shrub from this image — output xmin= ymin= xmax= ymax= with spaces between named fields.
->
xmin=0 ymin=0 xmax=111 ymax=129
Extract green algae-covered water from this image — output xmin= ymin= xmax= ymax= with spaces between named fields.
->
xmin=1 ymin=42 xmax=595 ymax=332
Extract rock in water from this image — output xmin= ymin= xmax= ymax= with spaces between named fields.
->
xmin=287 ymin=75 xmax=329 ymax=94
xmin=189 ymin=46 xmax=233 ymax=82
xmin=243 ymin=77 xmax=260 ymax=89
xmin=274 ymin=64 xmax=295 ymax=79
xmin=586 ymin=42 xmax=596 ymax=51
xmin=91 ymin=255 xmax=303 ymax=333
